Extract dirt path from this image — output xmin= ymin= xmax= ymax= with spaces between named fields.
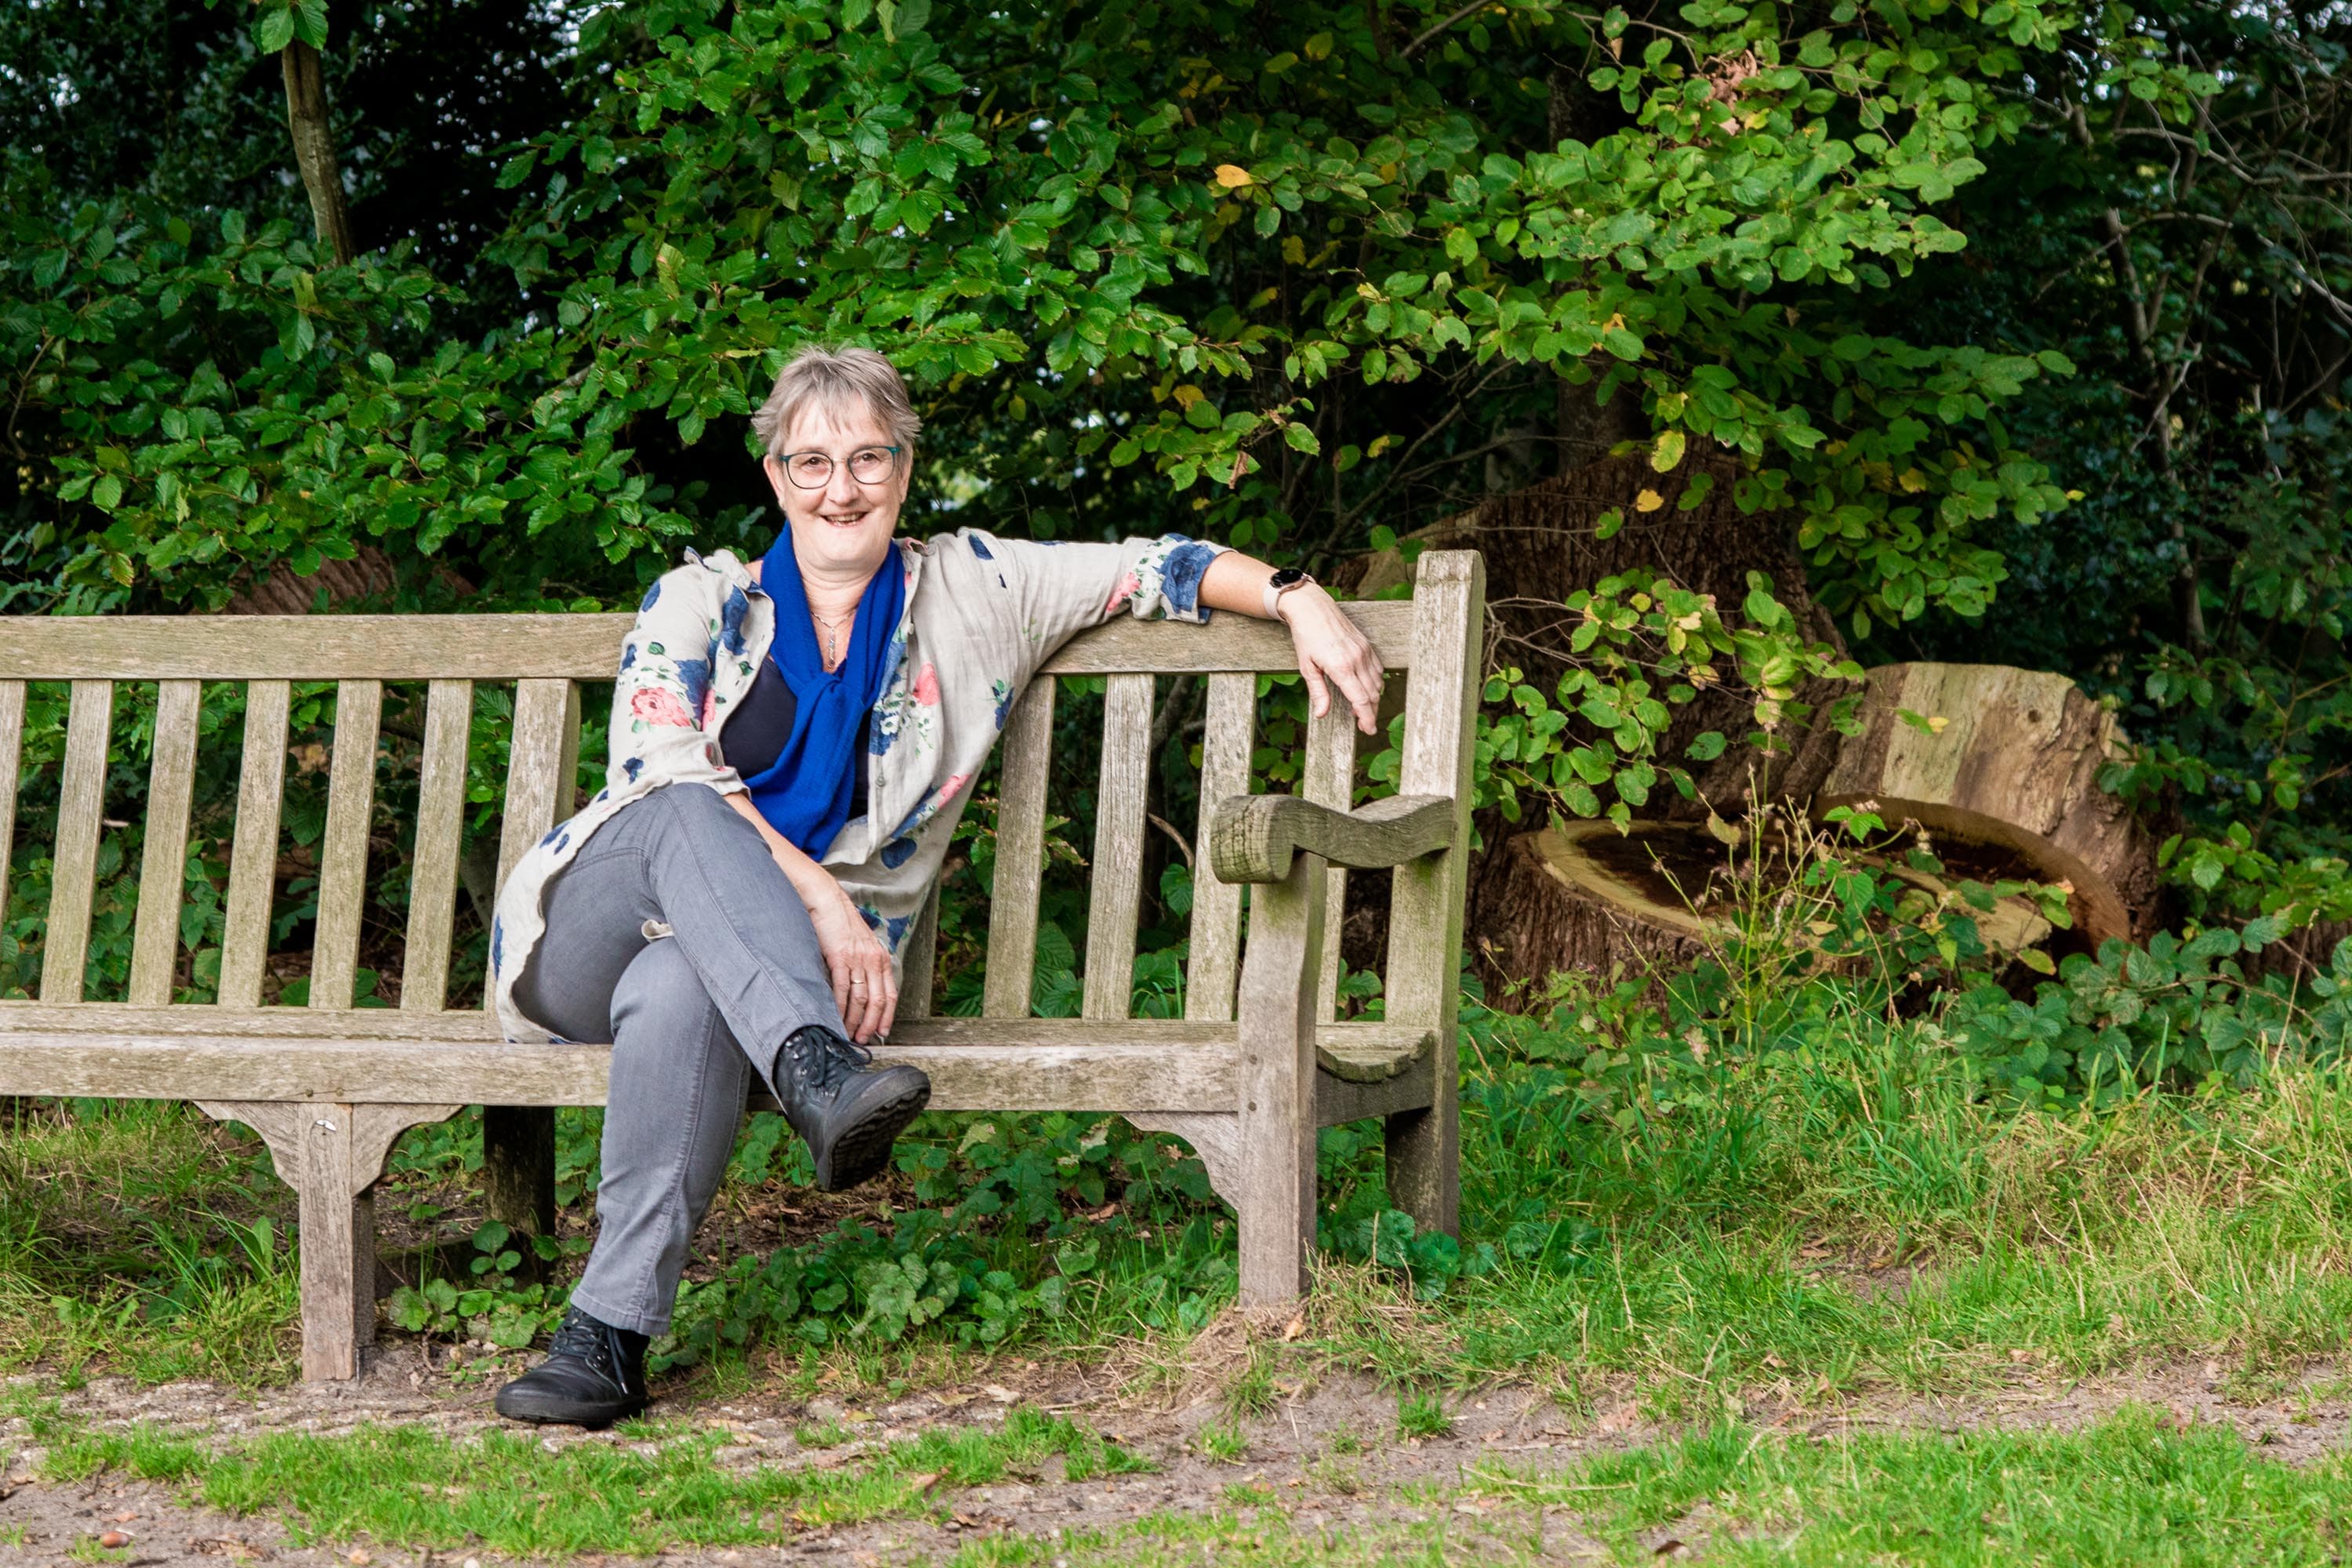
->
xmin=3 ymin=1347 xmax=2347 ymax=1565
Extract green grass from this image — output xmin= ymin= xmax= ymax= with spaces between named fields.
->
xmin=1470 ymin=1405 xmax=2352 ymax=1566
xmin=0 ymin=1099 xmax=297 ymax=1385
xmin=31 ymin=1405 xmax=1150 ymax=1556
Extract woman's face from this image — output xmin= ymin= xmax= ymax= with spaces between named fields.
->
xmin=762 ymin=399 xmax=909 ymax=579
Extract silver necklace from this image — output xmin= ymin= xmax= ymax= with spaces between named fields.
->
xmin=811 ymin=608 xmax=853 ymax=669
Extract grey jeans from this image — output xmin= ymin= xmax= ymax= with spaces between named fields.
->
xmin=510 ymin=782 xmax=847 ymax=1336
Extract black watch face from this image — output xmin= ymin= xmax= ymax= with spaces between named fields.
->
xmin=1269 ymin=568 xmax=1308 ymax=589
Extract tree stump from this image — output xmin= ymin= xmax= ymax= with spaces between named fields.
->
xmin=1477 ymin=818 xmax=2063 ymax=991
xmin=1816 ymin=662 xmax=2161 ymax=944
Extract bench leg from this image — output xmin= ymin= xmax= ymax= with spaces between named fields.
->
xmin=199 ymin=1100 xmax=461 ymax=1381
xmin=1230 ymin=848 xmax=1328 ymax=1306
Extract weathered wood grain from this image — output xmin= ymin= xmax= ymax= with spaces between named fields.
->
xmin=20 ymin=1036 xmax=1240 ymax=1112
xmin=0 ymin=681 xmax=22 ymax=927
xmin=1208 ymin=792 xmax=1454 ymax=885
xmin=1232 ymin=826 xmax=1327 ymax=1305
xmin=128 ymin=681 xmax=202 ymax=1007
xmin=1124 ymin=1112 xmax=1247 ymax=1206
xmin=401 ymin=681 xmax=472 ymax=1012
xmin=1303 ymin=706 xmax=1359 ymax=1022
xmin=1380 ymin=550 xmax=1483 ymax=1241
xmin=982 ymin=679 xmax=1054 ymax=1019
xmin=1040 ymin=601 xmax=1417 ymax=673
xmin=495 ymin=678 xmax=580 ymax=898
xmin=309 ymin=681 xmax=382 ymax=1011
xmin=218 ymin=681 xmax=291 ymax=1009
xmin=1083 ymin=673 xmax=1155 ymax=1021
xmin=0 ymin=615 xmax=635 ymax=681
xmin=1316 ymin=1056 xmax=1436 ymax=1127
xmin=1184 ymin=673 xmax=1254 ymax=1024
xmin=900 ymin=885 xmax=938 ymax=1022
xmin=40 ymin=681 xmax=114 ymax=1003
xmin=0 ymin=601 xmax=1413 ymax=681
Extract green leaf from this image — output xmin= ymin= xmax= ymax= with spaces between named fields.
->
xmin=255 ymin=5 xmax=296 ymax=54
xmin=1650 ymin=429 xmax=1686 ymax=473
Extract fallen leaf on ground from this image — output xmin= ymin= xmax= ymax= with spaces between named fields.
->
xmin=982 ymin=1384 xmax=1019 ymax=1403
xmin=906 ymin=1472 xmax=940 ymax=1493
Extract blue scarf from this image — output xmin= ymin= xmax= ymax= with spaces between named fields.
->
xmin=742 ymin=528 xmax=906 ymax=856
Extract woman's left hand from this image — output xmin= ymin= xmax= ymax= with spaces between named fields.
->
xmin=1279 ymin=586 xmax=1386 ymax=735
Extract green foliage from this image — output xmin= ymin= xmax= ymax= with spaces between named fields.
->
xmin=1461 ymin=568 xmax=1861 ymax=826
xmin=5 ymin=0 xmax=2128 ymax=627
xmin=1949 ymin=930 xmax=2352 ymax=1109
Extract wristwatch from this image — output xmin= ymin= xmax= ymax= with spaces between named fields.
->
xmin=1263 ymin=567 xmax=1317 ymax=619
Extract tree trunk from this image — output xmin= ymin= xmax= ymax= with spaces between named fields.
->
xmin=281 ymin=39 xmax=357 ymax=266
xmin=1817 ymin=662 xmax=2163 ymax=945
xmin=1342 ymin=451 xmax=1857 ymax=1000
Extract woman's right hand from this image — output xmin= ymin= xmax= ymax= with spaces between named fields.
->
xmin=808 ymin=884 xmax=898 ymax=1044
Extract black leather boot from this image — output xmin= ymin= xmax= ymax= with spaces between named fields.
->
xmin=492 ymin=1308 xmax=649 ymax=1428
xmin=770 ymin=1025 xmax=931 ymax=1192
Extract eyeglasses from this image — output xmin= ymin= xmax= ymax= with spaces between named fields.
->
xmin=777 ymin=445 xmax=902 ymax=489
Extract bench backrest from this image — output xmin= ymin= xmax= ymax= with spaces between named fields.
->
xmin=0 ymin=551 xmax=1481 ymax=1034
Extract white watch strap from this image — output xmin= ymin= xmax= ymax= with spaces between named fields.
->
xmin=1264 ymin=575 xmax=1314 ymax=619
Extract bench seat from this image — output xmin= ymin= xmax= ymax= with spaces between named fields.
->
xmin=0 ymin=1007 xmax=1436 ymax=1118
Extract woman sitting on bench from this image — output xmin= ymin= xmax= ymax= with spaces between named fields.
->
xmin=487 ymin=345 xmax=1385 ymax=1428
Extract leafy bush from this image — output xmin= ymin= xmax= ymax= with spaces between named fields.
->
xmin=1949 ymin=930 xmax=2352 ymax=1108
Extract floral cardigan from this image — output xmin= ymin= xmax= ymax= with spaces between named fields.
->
xmin=489 ymin=528 xmax=1227 ymax=1046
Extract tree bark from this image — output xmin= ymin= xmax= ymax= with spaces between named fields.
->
xmin=281 ymin=39 xmax=356 ymax=266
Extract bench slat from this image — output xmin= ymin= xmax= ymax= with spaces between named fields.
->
xmin=309 ymin=681 xmax=382 ymax=1010
xmin=900 ymin=884 xmax=938 ymax=1021
xmin=218 ymin=681 xmax=291 ymax=1008
xmin=129 ymin=681 xmax=202 ymax=1006
xmin=1185 ymin=673 xmax=1253 ymax=1023
xmin=0 ymin=615 xmax=633 ymax=681
xmin=492 ymin=677 xmax=580 ymax=913
xmin=1038 ymin=602 xmax=1417 ymax=674
xmin=0 ymin=1018 xmax=1431 ymax=1110
xmin=401 ymin=680 xmax=473 ymax=1012
xmin=0 ymin=1001 xmax=1424 ymax=1050
xmin=40 ymin=680 xmax=114 ymax=1003
xmin=0 ymin=1036 xmax=1221 ymax=1112
xmin=982 ymin=678 xmax=1054 ymax=1019
xmin=0 ymin=681 xmax=25 ymax=960
xmin=0 ymin=603 xmax=1418 ymax=681
xmin=1305 ymin=703 xmax=1360 ymax=1022
xmin=1082 ymin=673 xmax=1154 ymax=1021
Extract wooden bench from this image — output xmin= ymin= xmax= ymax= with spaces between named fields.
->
xmin=0 ymin=550 xmax=1483 ymax=1381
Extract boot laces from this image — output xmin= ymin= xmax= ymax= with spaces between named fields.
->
xmin=788 ymin=1029 xmax=873 ymax=1097
xmin=547 ymin=1309 xmax=613 ymax=1374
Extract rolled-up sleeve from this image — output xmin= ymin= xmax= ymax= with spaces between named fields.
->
xmin=947 ymin=531 xmax=1229 ymax=669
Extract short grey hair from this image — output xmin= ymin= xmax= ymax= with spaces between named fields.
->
xmin=750 ymin=346 xmax=922 ymax=459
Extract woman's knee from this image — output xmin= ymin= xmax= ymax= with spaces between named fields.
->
xmin=608 ymin=936 xmax=718 ymax=1040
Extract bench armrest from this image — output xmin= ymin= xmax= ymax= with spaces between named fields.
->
xmin=1207 ymin=793 xmax=1457 ymax=884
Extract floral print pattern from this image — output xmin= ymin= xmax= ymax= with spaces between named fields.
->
xmin=490 ymin=528 xmax=1227 ymax=1048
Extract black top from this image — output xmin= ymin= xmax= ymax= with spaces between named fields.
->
xmin=722 ymin=656 xmax=870 ymax=797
